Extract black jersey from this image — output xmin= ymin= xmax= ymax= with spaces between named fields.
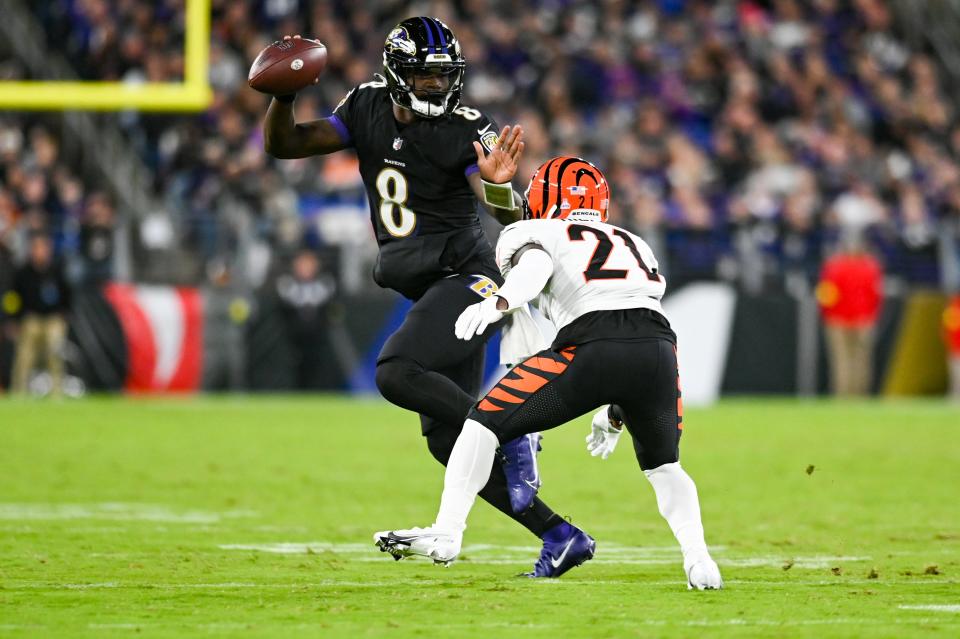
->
xmin=331 ymin=78 xmax=502 ymax=299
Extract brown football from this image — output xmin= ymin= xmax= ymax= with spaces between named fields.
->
xmin=248 ymin=38 xmax=327 ymax=96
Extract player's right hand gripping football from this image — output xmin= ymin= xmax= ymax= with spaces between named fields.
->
xmin=586 ymin=406 xmax=623 ymax=460
xmin=454 ymin=297 xmax=504 ymax=341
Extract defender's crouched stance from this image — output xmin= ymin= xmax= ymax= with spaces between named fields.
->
xmin=375 ymin=157 xmax=722 ymax=589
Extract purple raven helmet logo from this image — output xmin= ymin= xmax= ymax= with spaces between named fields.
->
xmin=385 ymin=27 xmax=417 ymax=57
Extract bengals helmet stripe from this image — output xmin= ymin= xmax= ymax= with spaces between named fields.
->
xmin=524 ymin=156 xmax=610 ymax=222
xmin=538 ymin=157 xmax=561 ymax=217
xmin=547 ymin=157 xmax=586 ymax=215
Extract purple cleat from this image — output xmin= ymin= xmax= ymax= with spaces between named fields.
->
xmin=500 ymin=432 xmax=542 ymax=513
xmin=524 ymin=520 xmax=596 ymax=578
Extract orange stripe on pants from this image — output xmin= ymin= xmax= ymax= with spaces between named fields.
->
xmin=477 ymin=398 xmax=504 ymax=412
xmin=524 ymin=356 xmax=567 ymax=374
xmin=500 ymin=367 xmax=548 ymax=394
xmin=487 ymin=386 xmax=524 ymax=404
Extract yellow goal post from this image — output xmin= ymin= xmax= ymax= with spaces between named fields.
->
xmin=0 ymin=0 xmax=212 ymax=112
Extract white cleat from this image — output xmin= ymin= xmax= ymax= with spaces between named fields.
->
xmin=685 ymin=556 xmax=723 ymax=590
xmin=373 ymin=526 xmax=461 ymax=566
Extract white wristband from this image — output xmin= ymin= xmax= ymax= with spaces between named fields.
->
xmin=481 ymin=179 xmax=517 ymax=210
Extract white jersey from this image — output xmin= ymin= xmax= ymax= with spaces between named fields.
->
xmin=496 ymin=218 xmax=666 ymax=332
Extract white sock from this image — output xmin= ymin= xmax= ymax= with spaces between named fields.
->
xmin=644 ymin=462 xmax=710 ymax=563
xmin=434 ymin=419 xmax=500 ymax=533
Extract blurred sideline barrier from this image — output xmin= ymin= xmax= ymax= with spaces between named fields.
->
xmin=662 ymin=283 xmax=736 ymax=407
xmin=882 ymin=291 xmax=950 ymax=395
xmin=45 ymin=283 xmax=951 ymax=398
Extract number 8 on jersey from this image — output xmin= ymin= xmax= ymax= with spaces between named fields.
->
xmin=376 ymin=168 xmax=416 ymax=237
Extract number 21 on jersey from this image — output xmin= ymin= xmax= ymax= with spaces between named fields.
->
xmin=376 ymin=168 xmax=416 ymax=237
xmin=567 ymin=223 xmax=660 ymax=282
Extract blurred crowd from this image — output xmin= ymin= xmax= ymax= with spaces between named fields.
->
xmin=0 ymin=117 xmax=117 ymax=283
xmin=0 ymin=107 xmax=118 ymax=390
xmin=2 ymin=0 xmax=960 ymax=296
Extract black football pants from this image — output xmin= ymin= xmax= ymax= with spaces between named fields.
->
xmin=469 ymin=337 xmax=683 ymax=471
xmin=375 ymin=275 xmax=562 ymax=537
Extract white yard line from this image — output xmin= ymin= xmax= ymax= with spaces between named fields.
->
xmin=216 ymin=541 xmax=869 ymax=568
xmin=7 ymin=582 xmax=293 ymax=590
xmin=0 ymin=502 xmax=256 ymax=523
xmin=898 ymin=604 xmax=960 ymax=613
xmin=537 ymin=578 xmax=959 ymax=586
xmin=634 ymin=618 xmax=960 ymax=627
xmin=219 ymin=542 xmax=374 ymax=553
xmin=2 ymin=618 xmax=957 ymax=632
xmin=7 ymin=578 xmax=957 ymax=590
xmin=428 ymin=618 xmax=960 ymax=628
xmin=87 ymin=623 xmax=141 ymax=629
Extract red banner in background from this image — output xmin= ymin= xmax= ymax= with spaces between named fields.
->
xmin=103 ymin=284 xmax=203 ymax=392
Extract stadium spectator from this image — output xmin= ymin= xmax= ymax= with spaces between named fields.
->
xmin=76 ymin=191 xmax=116 ymax=287
xmin=817 ymin=233 xmax=884 ymax=396
xmin=944 ymin=295 xmax=960 ymax=401
xmin=202 ymin=258 xmax=249 ymax=392
xmin=10 ymin=233 xmax=71 ymax=397
xmin=0 ymin=193 xmax=16 ymax=390
xmin=274 ymin=247 xmax=340 ymax=390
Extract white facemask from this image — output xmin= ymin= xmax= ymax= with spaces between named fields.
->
xmin=407 ymin=91 xmax=451 ymax=118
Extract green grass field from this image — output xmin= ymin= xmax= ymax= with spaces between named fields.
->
xmin=1 ymin=396 xmax=958 ymax=638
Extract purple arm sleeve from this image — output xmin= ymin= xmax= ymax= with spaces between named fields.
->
xmin=465 ymin=163 xmax=480 ymax=177
xmin=326 ymin=114 xmax=352 ymax=145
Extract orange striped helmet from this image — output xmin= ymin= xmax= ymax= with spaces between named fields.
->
xmin=522 ymin=156 xmax=610 ymax=222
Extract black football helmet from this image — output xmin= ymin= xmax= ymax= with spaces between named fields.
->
xmin=383 ymin=17 xmax=465 ymax=118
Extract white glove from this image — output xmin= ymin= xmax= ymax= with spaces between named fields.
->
xmin=586 ymin=405 xmax=623 ymax=460
xmin=454 ymin=296 xmax=504 ymax=341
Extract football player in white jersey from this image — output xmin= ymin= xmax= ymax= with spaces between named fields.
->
xmin=374 ymin=157 xmax=722 ymax=589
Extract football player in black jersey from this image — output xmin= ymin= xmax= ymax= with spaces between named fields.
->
xmin=263 ymin=17 xmax=594 ymax=577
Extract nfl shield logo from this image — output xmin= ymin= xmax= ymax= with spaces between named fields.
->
xmin=393 ymin=137 xmax=403 ymax=151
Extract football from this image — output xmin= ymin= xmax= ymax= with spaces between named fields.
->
xmin=248 ymin=37 xmax=327 ymax=96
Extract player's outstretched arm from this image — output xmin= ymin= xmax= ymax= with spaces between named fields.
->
xmin=263 ymin=35 xmax=349 ymax=159
xmin=469 ymin=125 xmax=525 ymax=225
